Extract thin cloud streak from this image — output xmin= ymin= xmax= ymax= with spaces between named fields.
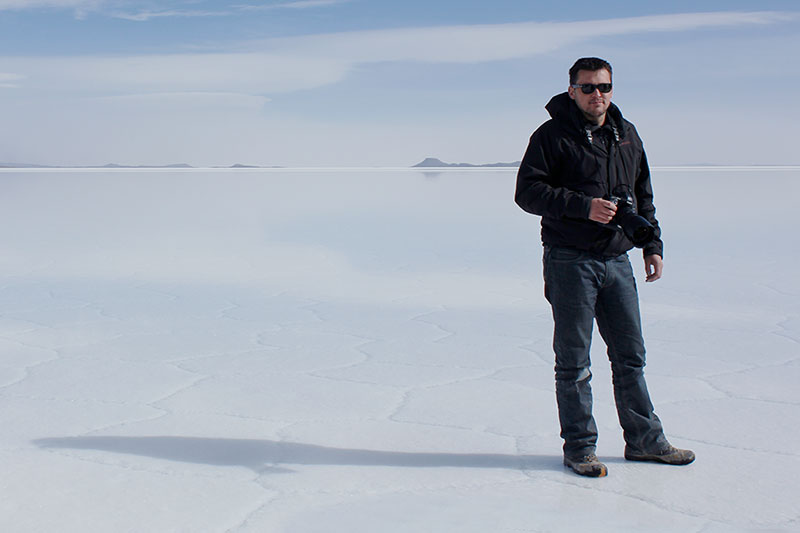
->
xmin=0 ymin=0 xmax=104 ymax=18
xmin=109 ymin=0 xmax=348 ymax=21
xmin=0 ymin=0 xmax=101 ymax=8
xmin=112 ymin=9 xmax=232 ymax=22
xmin=1 ymin=10 xmax=790 ymax=98
xmin=236 ymin=0 xmax=349 ymax=10
xmin=0 ymin=8 xmax=796 ymax=167
xmin=93 ymin=91 xmax=271 ymax=110
xmin=0 ymin=72 xmax=25 ymax=88
xmin=0 ymin=53 xmax=349 ymax=95
xmin=263 ymin=11 xmax=793 ymax=63
xmin=0 ymin=0 xmax=350 ymax=18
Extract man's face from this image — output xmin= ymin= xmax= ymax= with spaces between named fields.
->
xmin=568 ymin=68 xmax=612 ymax=125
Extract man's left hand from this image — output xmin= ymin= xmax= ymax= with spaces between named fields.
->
xmin=644 ymin=254 xmax=663 ymax=282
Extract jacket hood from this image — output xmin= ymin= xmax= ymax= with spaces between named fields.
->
xmin=545 ymin=92 xmax=626 ymax=138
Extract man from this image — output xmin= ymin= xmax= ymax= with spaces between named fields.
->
xmin=515 ymin=57 xmax=694 ymax=477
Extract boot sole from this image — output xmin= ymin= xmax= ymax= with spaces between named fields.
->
xmin=624 ymin=453 xmax=695 ymax=465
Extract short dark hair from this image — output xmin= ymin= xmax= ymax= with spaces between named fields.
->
xmin=569 ymin=57 xmax=612 ymax=85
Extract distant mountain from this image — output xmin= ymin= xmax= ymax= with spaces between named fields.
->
xmin=100 ymin=163 xmax=194 ymax=168
xmin=0 ymin=162 xmax=196 ymax=168
xmin=0 ymin=162 xmax=57 ymax=168
xmin=0 ymin=162 xmax=284 ymax=169
xmin=413 ymin=157 xmax=520 ymax=168
xmin=211 ymin=164 xmax=287 ymax=168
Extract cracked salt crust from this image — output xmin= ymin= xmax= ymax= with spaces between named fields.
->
xmin=0 ymin=168 xmax=798 ymax=531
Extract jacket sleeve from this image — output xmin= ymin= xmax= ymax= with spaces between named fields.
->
xmin=514 ymin=125 xmax=592 ymax=220
xmin=633 ymin=149 xmax=664 ymax=258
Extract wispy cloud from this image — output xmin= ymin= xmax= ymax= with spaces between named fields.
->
xmin=94 ymin=91 xmax=270 ymax=109
xmin=112 ymin=9 xmax=231 ymax=21
xmin=0 ymin=0 xmax=100 ymax=8
xmin=109 ymin=0 xmax=348 ymax=21
xmin=235 ymin=0 xmax=349 ymax=11
xmin=261 ymin=11 xmax=793 ymax=64
xmin=0 ymin=11 xmax=793 ymax=97
xmin=0 ymin=0 xmax=350 ymax=20
xmin=0 ymin=9 xmax=795 ymax=166
xmin=0 ymin=0 xmax=104 ymax=18
xmin=0 ymin=52 xmax=349 ymax=95
xmin=0 ymin=72 xmax=25 ymax=88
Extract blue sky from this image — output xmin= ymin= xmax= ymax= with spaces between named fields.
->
xmin=0 ymin=1 xmax=798 ymax=166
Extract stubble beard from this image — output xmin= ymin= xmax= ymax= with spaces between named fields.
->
xmin=581 ymin=101 xmax=608 ymax=125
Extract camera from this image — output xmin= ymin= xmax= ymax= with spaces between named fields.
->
xmin=607 ymin=185 xmax=655 ymax=247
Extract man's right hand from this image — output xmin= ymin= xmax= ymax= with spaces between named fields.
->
xmin=588 ymin=198 xmax=617 ymax=224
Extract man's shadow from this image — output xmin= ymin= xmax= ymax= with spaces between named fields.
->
xmin=34 ymin=436 xmax=560 ymax=474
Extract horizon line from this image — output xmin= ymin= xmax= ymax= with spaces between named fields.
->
xmin=2 ymin=165 xmax=800 ymax=173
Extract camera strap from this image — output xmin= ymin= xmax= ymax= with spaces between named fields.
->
xmin=604 ymin=117 xmax=622 ymax=195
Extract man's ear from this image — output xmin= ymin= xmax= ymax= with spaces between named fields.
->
xmin=567 ymin=86 xmax=575 ymax=100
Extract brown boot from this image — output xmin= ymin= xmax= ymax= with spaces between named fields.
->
xmin=563 ymin=453 xmax=608 ymax=477
xmin=625 ymin=445 xmax=695 ymax=465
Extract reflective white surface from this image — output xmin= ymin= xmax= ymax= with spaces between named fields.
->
xmin=0 ymin=168 xmax=798 ymax=531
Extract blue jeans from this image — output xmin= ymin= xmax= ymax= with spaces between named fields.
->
xmin=543 ymin=246 xmax=668 ymax=458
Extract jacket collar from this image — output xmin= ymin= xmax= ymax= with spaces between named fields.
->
xmin=545 ymin=92 xmax=626 ymax=140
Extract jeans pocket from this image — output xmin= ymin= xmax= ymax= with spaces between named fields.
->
xmin=548 ymin=247 xmax=583 ymax=262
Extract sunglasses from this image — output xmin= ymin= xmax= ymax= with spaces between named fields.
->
xmin=571 ymin=83 xmax=612 ymax=94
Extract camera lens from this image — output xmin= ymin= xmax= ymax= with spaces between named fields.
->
xmin=630 ymin=224 xmax=654 ymax=246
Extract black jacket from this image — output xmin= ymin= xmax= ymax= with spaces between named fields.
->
xmin=515 ymin=92 xmax=663 ymax=258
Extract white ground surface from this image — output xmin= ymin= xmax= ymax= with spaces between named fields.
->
xmin=0 ymin=167 xmax=798 ymax=532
